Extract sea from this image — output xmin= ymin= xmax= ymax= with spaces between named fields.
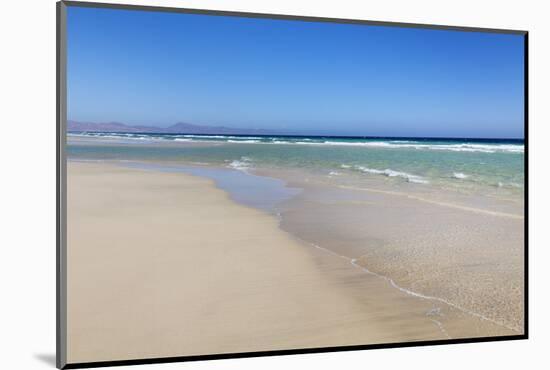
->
xmin=68 ymin=132 xmax=525 ymax=200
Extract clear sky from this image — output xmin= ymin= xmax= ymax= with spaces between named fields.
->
xmin=67 ymin=6 xmax=525 ymax=138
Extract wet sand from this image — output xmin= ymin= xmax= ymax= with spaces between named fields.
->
xmin=271 ymin=170 xmax=524 ymax=334
xmin=67 ymin=162 xmax=473 ymax=364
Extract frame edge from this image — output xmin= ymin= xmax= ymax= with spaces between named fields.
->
xmin=62 ymin=0 xmax=527 ymax=35
xmin=57 ymin=1 xmax=68 ymax=369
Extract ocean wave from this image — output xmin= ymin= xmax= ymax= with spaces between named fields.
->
xmin=342 ymin=164 xmax=429 ymax=184
xmin=428 ymin=144 xmax=522 ymax=153
xmin=180 ymin=135 xmax=227 ymax=139
xmin=70 ymin=133 xmax=163 ymax=141
xmin=452 ymin=172 xmax=469 ymax=179
xmin=261 ymin=139 xmax=523 ymax=153
xmin=228 ymin=156 xmax=252 ymax=172
xmin=70 ymin=132 xmax=167 ymax=141
xmin=69 ymin=132 xmax=524 ymax=153
xmin=328 ymin=141 xmax=522 ymax=153
xmin=180 ymin=135 xmax=263 ymax=140
xmin=227 ymin=140 xmax=261 ymax=143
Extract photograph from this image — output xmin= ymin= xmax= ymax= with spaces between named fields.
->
xmin=62 ymin=2 xmax=525 ymax=366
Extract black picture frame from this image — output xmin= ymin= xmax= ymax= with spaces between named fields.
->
xmin=56 ymin=1 xmax=529 ymax=368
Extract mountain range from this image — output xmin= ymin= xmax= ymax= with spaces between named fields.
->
xmin=67 ymin=120 xmax=279 ymax=135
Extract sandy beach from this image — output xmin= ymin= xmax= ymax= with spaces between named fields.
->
xmin=67 ymin=161 xmax=511 ymax=364
xmin=61 ymin=8 xmax=526 ymax=367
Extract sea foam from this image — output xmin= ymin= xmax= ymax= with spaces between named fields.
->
xmin=343 ymin=165 xmax=429 ymax=184
xmin=228 ymin=156 xmax=252 ymax=172
xmin=70 ymin=132 xmax=524 ymax=154
xmin=453 ymin=172 xmax=469 ymax=179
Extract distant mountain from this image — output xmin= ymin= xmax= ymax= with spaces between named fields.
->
xmin=67 ymin=120 xmax=277 ymax=135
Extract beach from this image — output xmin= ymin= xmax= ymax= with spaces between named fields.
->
xmin=61 ymin=9 xmax=527 ymax=367
xmin=69 ymin=161 xmax=439 ymax=363
xmin=67 ymin=159 xmax=520 ymax=363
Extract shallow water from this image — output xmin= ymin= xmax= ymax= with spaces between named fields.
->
xmin=275 ymin=176 xmax=524 ymax=333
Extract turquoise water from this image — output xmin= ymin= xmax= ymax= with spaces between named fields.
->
xmin=68 ymin=133 xmax=524 ymax=196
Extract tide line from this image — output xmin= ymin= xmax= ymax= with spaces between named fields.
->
xmin=338 ymin=185 xmax=524 ymax=220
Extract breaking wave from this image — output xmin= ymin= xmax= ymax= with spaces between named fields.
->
xmin=342 ymin=164 xmax=429 ymax=184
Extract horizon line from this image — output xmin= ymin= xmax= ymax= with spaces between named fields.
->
xmin=68 ymin=131 xmax=525 ymax=141
xmin=67 ymin=119 xmax=525 ymax=141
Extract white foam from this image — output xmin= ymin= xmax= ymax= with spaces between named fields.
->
xmin=253 ymin=139 xmax=522 ymax=153
xmin=69 ymin=132 xmax=524 ymax=153
xmin=227 ymin=140 xmax=261 ymax=143
xmin=228 ymin=156 xmax=252 ymax=172
xmin=182 ymin=135 xmax=263 ymax=140
xmin=452 ymin=172 xmax=469 ymax=179
xmin=180 ymin=135 xmax=228 ymax=139
xmin=334 ymin=140 xmax=513 ymax=153
xmin=353 ymin=165 xmax=429 ymax=184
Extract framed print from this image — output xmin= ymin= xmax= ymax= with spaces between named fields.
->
xmin=57 ymin=1 xmax=528 ymax=368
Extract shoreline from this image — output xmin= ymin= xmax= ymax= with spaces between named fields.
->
xmin=68 ymin=162 xmax=457 ymax=363
xmin=67 ymin=160 xmax=521 ymax=362
xmin=117 ymin=159 xmax=524 ymax=332
xmin=271 ymin=170 xmax=524 ymax=333
xmin=68 ymin=162 xmax=512 ymax=362
xmin=69 ymin=158 xmax=524 ymax=333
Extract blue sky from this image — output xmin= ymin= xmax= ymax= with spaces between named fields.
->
xmin=67 ymin=6 xmax=525 ymax=138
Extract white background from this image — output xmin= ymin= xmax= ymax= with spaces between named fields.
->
xmin=1 ymin=0 xmax=547 ymax=368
